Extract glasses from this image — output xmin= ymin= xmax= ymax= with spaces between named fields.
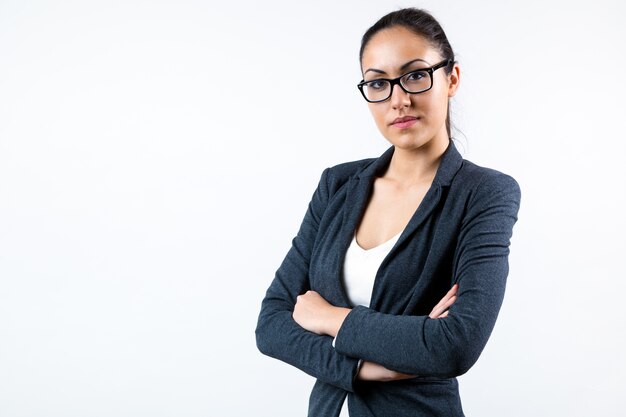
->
xmin=357 ymin=59 xmax=452 ymax=103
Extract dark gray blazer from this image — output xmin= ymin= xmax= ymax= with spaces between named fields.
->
xmin=255 ymin=139 xmax=521 ymax=417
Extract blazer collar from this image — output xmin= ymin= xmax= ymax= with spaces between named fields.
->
xmin=355 ymin=139 xmax=463 ymax=187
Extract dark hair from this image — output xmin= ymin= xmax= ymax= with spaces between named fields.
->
xmin=360 ymin=8 xmax=457 ymax=138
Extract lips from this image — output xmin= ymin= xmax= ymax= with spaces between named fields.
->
xmin=392 ymin=116 xmax=419 ymax=124
xmin=391 ymin=116 xmax=419 ymax=129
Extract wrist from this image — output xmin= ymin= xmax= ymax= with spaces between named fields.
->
xmin=328 ymin=307 xmax=351 ymax=337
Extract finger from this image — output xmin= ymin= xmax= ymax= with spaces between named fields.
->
xmin=434 ymin=295 xmax=456 ymax=317
xmin=446 ymin=283 xmax=459 ymax=297
xmin=441 ymin=295 xmax=457 ymax=310
xmin=429 ymin=295 xmax=457 ymax=318
xmin=429 ymin=301 xmax=444 ymax=318
xmin=439 ymin=310 xmax=448 ymax=318
xmin=429 ymin=304 xmax=445 ymax=319
xmin=431 ymin=284 xmax=459 ymax=311
xmin=431 ymin=296 xmax=448 ymax=313
xmin=431 ymin=292 xmax=457 ymax=316
xmin=428 ymin=285 xmax=459 ymax=318
xmin=440 ymin=284 xmax=458 ymax=299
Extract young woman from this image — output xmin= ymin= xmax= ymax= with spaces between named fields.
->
xmin=255 ymin=8 xmax=521 ymax=417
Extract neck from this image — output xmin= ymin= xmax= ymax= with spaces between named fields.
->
xmin=383 ymin=135 xmax=450 ymax=186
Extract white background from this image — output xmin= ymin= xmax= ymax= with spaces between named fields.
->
xmin=1 ymin=0 xmax=625 ymax=416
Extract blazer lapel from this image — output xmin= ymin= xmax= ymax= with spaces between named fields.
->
xmin=333 ymin=175 xmax=376 ymax=306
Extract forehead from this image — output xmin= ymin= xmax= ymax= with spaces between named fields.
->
xmin=361 ymin=26 xmax=442 ymax=72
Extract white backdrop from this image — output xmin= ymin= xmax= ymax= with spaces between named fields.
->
xmin=1 ymin=1 xmax=625 ymax=416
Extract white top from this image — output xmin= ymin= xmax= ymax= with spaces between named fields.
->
xmin=337 ymin=228 xmax=403 ymax=417
xmin=342 ymin=228 xmax=404 ymax=307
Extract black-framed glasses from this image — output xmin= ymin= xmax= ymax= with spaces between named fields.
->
xmin=357 ymin=59 xmax=453 ymax=103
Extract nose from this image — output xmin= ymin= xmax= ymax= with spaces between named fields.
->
xmin=389 ymin=83 xmax=411 ymax=109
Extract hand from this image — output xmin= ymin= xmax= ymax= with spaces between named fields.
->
xmin=428 ymin=283 xmax=458 ymax=319
xmin=292 ymin=290 xmax=350 ymax=337
xmin=356 ymin=361 xmax=416 ymax=382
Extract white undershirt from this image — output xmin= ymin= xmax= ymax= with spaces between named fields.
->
xmin=342 ymin=228 xmax=403 ymax=307
xmin=337 ymin=228 xmax=403 ymax=417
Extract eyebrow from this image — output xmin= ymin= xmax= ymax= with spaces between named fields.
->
xmin=363 ymin=58 xmax=431 ymax=76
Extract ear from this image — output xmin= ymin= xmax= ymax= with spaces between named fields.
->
xmin=447 ymin=63 xmax=461 ymax=97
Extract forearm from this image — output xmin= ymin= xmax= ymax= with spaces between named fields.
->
xmin=334 ymin=306 xmax=489 ymax=377
xmin=256 ymin=307 xmax=362 ymax=392
xmin=290 ymin=296 xmax=419 ymax=383
xmin=325 ymin=284 xmax=457 ymax=382
xmin=332 ymin=247 xmax=510 ymax=377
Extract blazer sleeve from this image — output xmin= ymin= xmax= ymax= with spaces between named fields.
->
xmin=333 ymin=172 xmax=522 ymax=378
xmin=255 ymin=167 xmax=362 ymax=392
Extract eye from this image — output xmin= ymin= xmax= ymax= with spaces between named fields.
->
xmin=366 ymin=80 xmax=388 ymax=90
xmin=406 ymin=71 xmax=426 ymax=81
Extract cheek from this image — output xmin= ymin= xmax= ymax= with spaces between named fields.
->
xmin=418 ymin=93 xmax=449 ymax=122
xmin=430 ymin=80 xmax=452 ymax=115
xmin=368 ymin=104 xmax=388 ymax=129
xmin=436 ymin=98 xmax=450 ymax=122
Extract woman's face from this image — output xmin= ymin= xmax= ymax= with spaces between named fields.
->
xmin=360 ymin=26 xmax=460 ymax=151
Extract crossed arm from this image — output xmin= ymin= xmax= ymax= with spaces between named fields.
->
xmin=255 ymin=167 xmax=521 ymax=391
xmin=292 ymin=284 xmax=459 ymax=381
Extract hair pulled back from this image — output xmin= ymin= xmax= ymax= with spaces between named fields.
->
xmin=360 ymin=8 xmax=456 ymax=138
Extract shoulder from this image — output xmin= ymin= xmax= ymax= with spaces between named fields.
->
xmin=457 ymin=158 xmax=520 ymax=193
xmin=306 ymin=156 xmax=375 ymax=206
xmin=327 ymin=157 xmax=376 ymax=180
xmin=455 ymin=159 xmax=522 ymax=208
xmin=319 ymin=156 xmax=376 ymax=189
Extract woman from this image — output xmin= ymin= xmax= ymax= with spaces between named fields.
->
xmin=255 ymin=7 xmax=521 ymax=417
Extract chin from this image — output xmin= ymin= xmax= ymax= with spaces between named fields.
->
xmin=387 ymin=131 xmax=432 ymax=150
xmin=387 ymin=124 xmax=449 ymax=151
